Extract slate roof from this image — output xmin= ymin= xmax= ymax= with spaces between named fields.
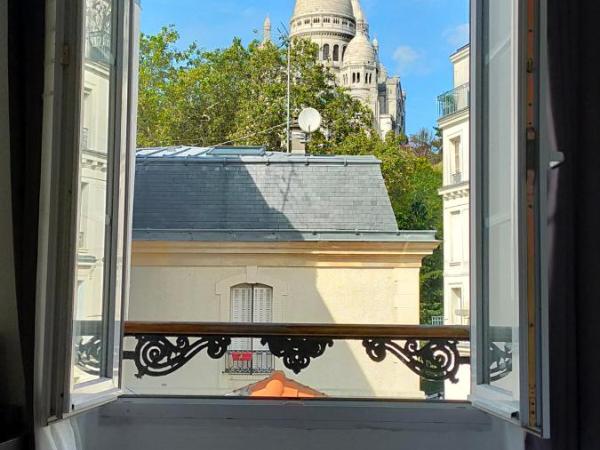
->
xmin=133 ymin=146 xmax=436 ymax=243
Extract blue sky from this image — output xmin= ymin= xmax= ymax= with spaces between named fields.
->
xmin=140 ymin=0 xmax=469 ymax=136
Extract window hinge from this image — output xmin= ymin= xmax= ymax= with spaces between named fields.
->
xmin=61 ymin=44 xmax=70 ymax=66
xmin=526 ymin=58 xmax=535 ymax=73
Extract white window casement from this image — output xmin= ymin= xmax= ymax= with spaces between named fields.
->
xmin=35 ymin=0 xmax=550 ymax=442
xmin=36 ymin=0 xmax=140 ymax=421
xmin=450 ymin=210 xmax=463 ymax=264
xmin=451 ymin=287 xmax=468 ymax=326
xmin=470 ymin=0 xmax=549 ymax=437
xmin=451 ymin=136 xmax=462 ymax=182
xmin=227 ymin=284 xmax=274 ymax=375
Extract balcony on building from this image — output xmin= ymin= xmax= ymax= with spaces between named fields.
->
xmin=437 ymin=83 xmax=470 ymax=119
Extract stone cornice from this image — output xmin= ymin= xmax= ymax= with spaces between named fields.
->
xmin=437 ymin=107 xmax=469 ymax=129
xmin=438 ymin=182 xmax=470 ymax=200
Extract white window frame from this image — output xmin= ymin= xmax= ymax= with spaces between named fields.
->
xmin=35 ymin=0 xmax=139 ymax=422
xmin=470 ymin=0 xmax=550 ymax=437
xmin=33 ymin=0 xmax=551 ymax=438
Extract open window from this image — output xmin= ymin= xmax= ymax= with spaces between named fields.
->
xmin=34 ymin=0 xmax=550 ymax=439
xmin=469 ymin=0 xmax=549 ymax=436
xmin=36 ymin=0 xmax=140 ymax=421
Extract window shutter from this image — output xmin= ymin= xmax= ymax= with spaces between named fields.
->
xmin=252 ymin=286 xmax=272 ymax=352
xmin=231 ymin=286 xmax=252 ymax=351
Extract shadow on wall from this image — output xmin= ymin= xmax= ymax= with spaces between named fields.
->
xmin=125 ymin=157 xmax=420 ymax=398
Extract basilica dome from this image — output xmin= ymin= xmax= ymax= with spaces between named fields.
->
xmin=292 ymin=0 xmax=355 ymax=19
xmin=344 ymin=31 xmax=377 ymax=66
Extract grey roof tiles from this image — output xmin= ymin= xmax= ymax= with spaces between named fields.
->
xmin=133 ymin=146 xmax=432 ymax=242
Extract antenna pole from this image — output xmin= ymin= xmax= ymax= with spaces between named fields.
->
xmin=286 ymin=38 xmax=291 ymax=153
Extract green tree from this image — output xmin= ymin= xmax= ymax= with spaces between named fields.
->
xmin=137 ymin=28 xmax=372 ymax=149
xmin=407 ymin=127 xmax=443 ymax=165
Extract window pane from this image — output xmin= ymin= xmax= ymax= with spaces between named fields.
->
xmin=73 ymin=0 xmax=115 ymax=386
xmin=482 ymin=0 xmax=519 ymax=397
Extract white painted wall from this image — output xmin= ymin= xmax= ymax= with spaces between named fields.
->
xmin=125 ymin=256 xmax=425 ymax=398
xmin=452 ymin=47 xmax=470 ymax=87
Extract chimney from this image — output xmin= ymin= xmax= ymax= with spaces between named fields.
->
xmin=290 ymin=122 xmax=306 ymax=154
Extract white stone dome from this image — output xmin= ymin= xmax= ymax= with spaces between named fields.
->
xmin=292 ymin=0 xmax=354 ymax=19
xmin=344 ymin=32 xmax=377 ymax=66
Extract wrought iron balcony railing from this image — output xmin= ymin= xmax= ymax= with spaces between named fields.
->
xmin=451 ymin=171 xmax=463 ymax=184
xmin=122 ymin=322 xmax=475 ymax=383
xmin=225 ymin=350 xmax=275 ymax=375
xmin=437 ymin=83 xmax=470 ymax=119
xmin=86 ymin=30 xmax=112 ymax=64
xmin=430 ymin=316 xmax=444 ymax=325
xmin=74 ymin=321 xmax=513 ymax=388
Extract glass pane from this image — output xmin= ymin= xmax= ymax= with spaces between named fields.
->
xmin=73 ymin=0 xmax=115 ymax=386
xmin=482 ymin=0 xmax=519 ymax=397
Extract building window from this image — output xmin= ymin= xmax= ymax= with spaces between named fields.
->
xmin=226 ymin=284 xmax=274 ymax=375
xmin=342 ymin=45 xmax=347 ymax=61
xmin=450 ymin=210 xmax=463 ymax=263
xmin=357 ymin=72 xmax=360 ymax=83
xmin=451 ymin=287 xmax=468 ymax=325
xmin=333 ymin=44 xmax=339 ymax=61
xmin=451 ymin=137 xmax=462 ymax=182
xmin=322 ymin=43 xmax=330 ymax=60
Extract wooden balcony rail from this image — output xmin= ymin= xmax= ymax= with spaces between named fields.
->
xmin=123 ymin=322 xmax=471 ymax=340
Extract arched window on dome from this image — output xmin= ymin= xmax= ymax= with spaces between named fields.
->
xmin=342 ymin=45 xmax=347 ymax=61
xmin=322 ymin=44 xmax=330 ymax=60
xmin=357 ymin=73 xmax=361 ymax=83
xmin=352 ymin=73 xmax=355 ymax=83
xmin=333 ymin=45 xmax=339 ymax=62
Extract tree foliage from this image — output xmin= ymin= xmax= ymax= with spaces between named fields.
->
xmin=137 ymin=27 xmax=372 ymax=149
xmin=137 ymin=27 xmax=443 ymax=324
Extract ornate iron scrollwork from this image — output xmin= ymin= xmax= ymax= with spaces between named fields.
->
xmin=126 ymin=335 xmax=231 ymax=378
xmin=363 ymin=338 xmax=461 ymax=383
xmin=261 ymin=337 xmax=334 ymax=374
xmin=489 ymin=342 xmax=513 ymax=382
xmin=75 ymin=336 xmax=102 ymax=376
xmin=124 ymin=332 xmax=471 ymax=383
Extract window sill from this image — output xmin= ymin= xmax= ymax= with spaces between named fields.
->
xmin=100 ymin=396 xmax=493 ymax=432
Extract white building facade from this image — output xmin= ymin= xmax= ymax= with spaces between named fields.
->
xmin=285 ymin=0 xmax=406 ymax=137
xmin=438 ymin=45 xmax=470 ymax=400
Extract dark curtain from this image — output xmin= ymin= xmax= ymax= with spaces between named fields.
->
xmin=529 ymin=1 xmax=600 ymax=450
xmin=7 ymin=0 xmax=45 ymax=447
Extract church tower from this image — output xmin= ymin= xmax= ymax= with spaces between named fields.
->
xmin=289 ymin=0 xmax=406 ymax=137
xmin=262 ymin=16 xmax=271 ymax=45
xmin=341 ymin=2 xmax=379 ymax=127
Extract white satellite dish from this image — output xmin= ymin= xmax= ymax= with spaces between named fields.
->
xmin=298 ymin=107 xmax=322 ymax=133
